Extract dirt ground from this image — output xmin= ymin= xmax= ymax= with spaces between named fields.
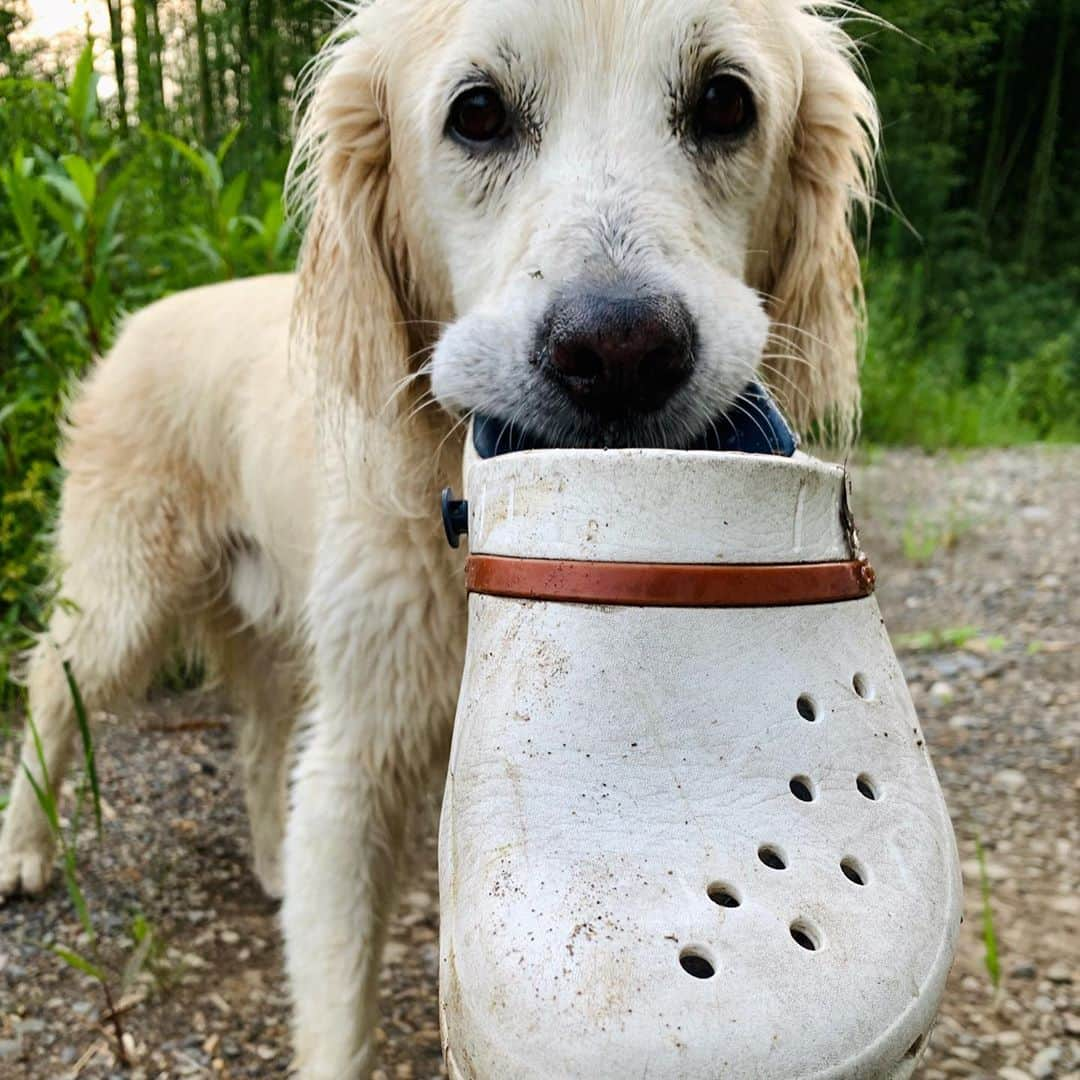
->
xmin=1 ymin=446 xmax=1077 ymax=1080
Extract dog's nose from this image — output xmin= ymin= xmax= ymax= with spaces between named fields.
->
xmin=542 ymin=293 xmax=694 ymax=416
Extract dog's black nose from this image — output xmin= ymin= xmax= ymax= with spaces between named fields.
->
xmin=542 ymin=292 xmax=694 ymax=417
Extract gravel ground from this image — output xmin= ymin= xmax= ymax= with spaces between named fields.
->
xmin=1 ymin=446 xmax=1077 ymax=1080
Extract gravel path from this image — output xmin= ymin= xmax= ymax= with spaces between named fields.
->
xmin=2 ymin=446 xmax=1077 ymax=1080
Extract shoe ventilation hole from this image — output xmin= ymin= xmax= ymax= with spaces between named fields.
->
xmin=797 ymin=694 xmax=818 ymax=722
xmin=852 ymin=673 xmax=874 ymax=699
xmin=905 ymin=1034 xmax=925 ymax=1059
xmin=758 ymin=845 xmax=787 ymax=870
xmin=707 ymin=884 xmax=741 ymax=909
xmin=679 ymin=949 xmax=716 ymax=979
xmin=856 ymin=774 xmax=878 ymax=801
xmin=841 ymin=858 xmax=867 ymax=885
xmin=790 ymin=922 xmax=820 ymax=951
xmin=789 ymin=776 xmax=814 ymax=802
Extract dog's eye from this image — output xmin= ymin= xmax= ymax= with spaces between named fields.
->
xmin=448 ymin=87 xmax=510 ymax=145
xmin=693 ymin=74 xmax=755 ymax=140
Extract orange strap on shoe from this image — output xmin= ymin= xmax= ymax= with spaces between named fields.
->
xmin=466 ymin=556 xmax=875 ymax=608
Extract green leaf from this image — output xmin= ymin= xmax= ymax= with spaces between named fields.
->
xmin=44 ymin=172 xmax=88 ymax=214
xmin=61 ymin=844 xmax=96 ymax=942
xmin=68 ymin=41 xmax=99 ymax=140
xmin=155 ymin=132 xmax=217 ymax=192
xmin=215 ymin=123 xmax=243 ymax=165
xmin=0 ymin=154 xmax=41 ymax=252
xmin=974 ymin=836 xmax=1001 ymax=989
xmin=36 ymin=189 xmax=82 ymax=251
xmin=199 ymin=148 xmax=224 ymax=196
xmin=61 ymin=155 xmax=97 ymax=211
xmin=50 ymin=945 xmax=106 ymax=983
xmin=64 ymin=662 xmax=102 ymax=834
xmin=218 ymin=171 xmax=248 ymax=227
xmin=93 ymin=144 xmax=121 ymax=176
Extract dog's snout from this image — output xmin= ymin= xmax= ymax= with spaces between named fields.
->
xmin=542 ymin=292 xmax=694 ymax=417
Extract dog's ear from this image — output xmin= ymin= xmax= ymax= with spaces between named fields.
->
xmin=751 ymin=15 xmax=878 ymax=446
xmin=289 ymin=22 xmax=418 ymax=424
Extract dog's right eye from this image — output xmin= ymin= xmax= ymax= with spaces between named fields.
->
xmin=448 ymin=87 xmax=511 ymax=146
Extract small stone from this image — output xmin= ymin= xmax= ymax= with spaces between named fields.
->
xmin=949 ymin=714 xmax=984 ymax=730
xmin=930 ymin=681 xmax=955 ymax=704
xmin=1020 ymin=506 xmax=1051 ymax=523
xmin=219 ymin=930 xmax=240 ymax=945
xmin=996 ymin=769 xmax=1027 ymax=793
xmin=995 ymin=1031 xmax=1024 ymax=1047
xmin=1050 ymin=895 xmax=1080 ymax=916
xmin=998 ymin=1069 xmax=1034 ymax=1080
xmin=0 ymin=1041 xmax=20 ymax=1061
xmin=1065 ymin=1014 xmax=1080 ymax=1037
xmin=1045 ymin=962 xmax=1072 ymax=984
xmin=1031 ymin=1047 xmax=1063 ymax=1079
xmin=1010 ymin=963 xmax=1037 ymax=980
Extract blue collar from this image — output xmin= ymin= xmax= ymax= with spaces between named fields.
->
xmin=472 ymin=382 xmax=797 ymax=459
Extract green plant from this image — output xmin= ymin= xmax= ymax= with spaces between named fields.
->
xmin=974 ymin=836 xmax=1002 ymax=989
xmin=20 ymin=663 xmax=162 ymax=1065
xmin=0 ymin=44 xmax=298 ymax=694
xmin=900 ymin=506 xmax=973 ymax=564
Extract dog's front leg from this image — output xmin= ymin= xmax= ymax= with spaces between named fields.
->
xmin=284 ymin=517 xmax=464 ymax=1080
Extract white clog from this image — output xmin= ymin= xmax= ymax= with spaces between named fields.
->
xmin=439 ymin=423 xmax=961 ymax=1079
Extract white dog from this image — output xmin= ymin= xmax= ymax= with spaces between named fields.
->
xmin=0 ymin=1 xmax=877 ymax=1075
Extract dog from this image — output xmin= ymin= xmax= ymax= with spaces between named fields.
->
xmin=0 ymin=1 xmax=877 ymax=1075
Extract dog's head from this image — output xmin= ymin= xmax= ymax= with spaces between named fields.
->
xmin=291 ymin=0 xmax=877 ymax=450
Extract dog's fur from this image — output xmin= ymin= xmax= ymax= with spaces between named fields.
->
xmin=0 ymin=1 xmax=876 ymax=1076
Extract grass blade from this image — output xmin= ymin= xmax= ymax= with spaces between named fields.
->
xmin=974 ymin=836 xmax=1001 ymax=989
xmin=63 ymin=661 xmax=101 ymax=834
xmin=50 ymin=944 xmax=106 ymax=983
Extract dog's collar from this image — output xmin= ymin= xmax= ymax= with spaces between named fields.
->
xmin=472 ymin=382 xmax=798 ymax=460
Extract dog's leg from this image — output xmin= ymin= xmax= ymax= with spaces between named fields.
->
xmin=1 ymin=586 xmax=172 ymax=898
xmin=223 ymin=632 xmax=299 ymax=900
xmin=283 ymin=527 xmax=464 ymax=1080
xmin=0 ymin=637 xmax=81 ymax=897
xmin=1 ymin=459 xmax=204 ymax=898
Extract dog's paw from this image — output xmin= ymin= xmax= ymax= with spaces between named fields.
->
xmin=0 ymin=842 xmax=56 ymax=900
xmin=254 ymin=851 xmax=284 ymax=901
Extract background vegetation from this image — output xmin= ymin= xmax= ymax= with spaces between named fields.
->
xmin=1 ymin=0 xmax=1078 ymax=683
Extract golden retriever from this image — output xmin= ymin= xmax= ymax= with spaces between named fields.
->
xmin=0 ymin=1 xmax=876 ymax=1075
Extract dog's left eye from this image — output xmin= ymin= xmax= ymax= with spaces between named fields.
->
xmin=448 ymin=87 xmax=511 ymax=145
xmin=693 ymin=74 xmax=756 ymax=141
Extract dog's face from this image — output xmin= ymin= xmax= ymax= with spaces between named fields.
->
xmin=422 ymin=0 xmax=795 ymax=448
xmin=294 ymin=0 xmax=876 ymax=449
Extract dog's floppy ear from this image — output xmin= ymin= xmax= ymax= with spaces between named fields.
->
xmin=288 ymin=18 xmax=417 ymax=424
xmin=752 ymin=14 xmax=878 ymax=446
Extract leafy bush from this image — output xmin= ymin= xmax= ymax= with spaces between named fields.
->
xmin=861 ymin=260 xmax=1080 ymax=448
xmin=0 ymin=45 xmax=297 ymax=694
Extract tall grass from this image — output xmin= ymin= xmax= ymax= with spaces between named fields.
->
xmin=861 ymin=261 xmax=1080 ymax=450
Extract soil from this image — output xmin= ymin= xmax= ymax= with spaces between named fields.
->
xmin=1 ymin=446 xmax=1077 ymax=1080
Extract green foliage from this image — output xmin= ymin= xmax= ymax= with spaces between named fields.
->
xmin=859 ymin=0 xmax=1079 ymax=447
xmin=22 ymin=668 xmax=152 ymax=1065
xmin=974 ymin=836 xmax=1002 ymax=989
xmin=0 ymin=43 xmax=298 ymax=688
